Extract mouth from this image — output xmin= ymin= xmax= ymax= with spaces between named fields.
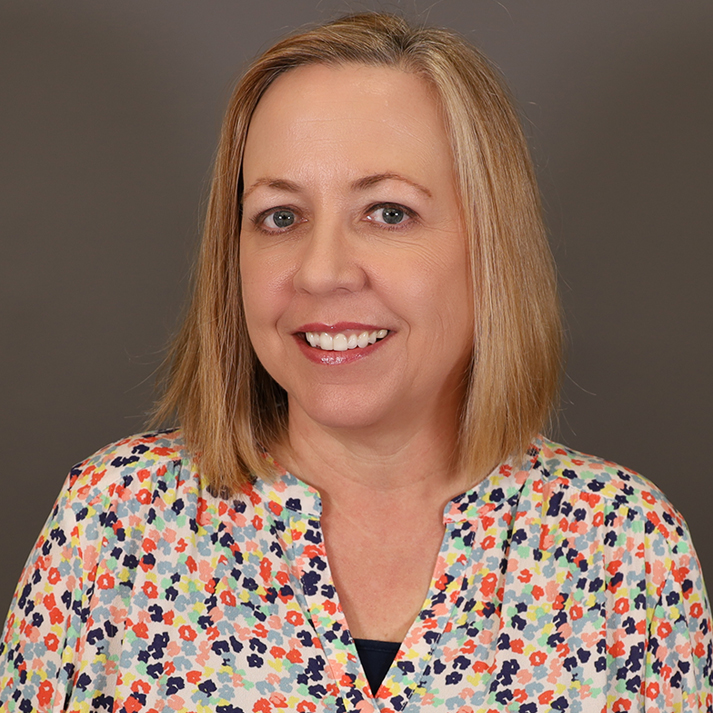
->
xmin=301 ymin=328 xmax=390 ymax=351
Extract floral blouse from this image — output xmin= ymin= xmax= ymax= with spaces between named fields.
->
xmin=1 ymin=430 xmax=711 ymax=712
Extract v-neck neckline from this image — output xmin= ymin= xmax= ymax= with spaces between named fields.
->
xmin=249 ymin=444 xmax=539 ymax=709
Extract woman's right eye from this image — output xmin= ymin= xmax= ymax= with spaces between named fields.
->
xmin=260 ymin=208 xmax=297 ymax=231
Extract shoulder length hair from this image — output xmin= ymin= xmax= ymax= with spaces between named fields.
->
xmin=153 ymin=12 xmax=563 ymax=494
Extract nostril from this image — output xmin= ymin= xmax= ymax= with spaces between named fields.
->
xmin=292 ymin=235 xmax=367 ymax=295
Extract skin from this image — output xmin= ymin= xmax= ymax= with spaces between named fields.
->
xmin=240 ymin=63 xmax=476 ymax=641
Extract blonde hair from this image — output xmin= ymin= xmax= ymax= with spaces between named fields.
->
xmin=153 ymin=12 xmax=562 ymax=493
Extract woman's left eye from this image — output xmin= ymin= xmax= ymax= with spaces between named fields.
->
xmin=366 ymin=204 xmax=413 ymax=227
xmin=262 ymin=208 xmax=297 ymax=230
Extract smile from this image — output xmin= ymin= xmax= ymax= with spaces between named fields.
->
xmin=304 ymin=329 xmax=389 ymax=351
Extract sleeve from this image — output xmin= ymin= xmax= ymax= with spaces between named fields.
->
xmin=643 ymin=522 xmax=713 ymax=712
xmin=0 ymin=461 xmax=108 ymax=712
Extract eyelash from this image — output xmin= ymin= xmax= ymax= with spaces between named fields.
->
xmin=252 ymin=206 xmax=300 ymax=234
xmin=251 ymin=203 xmax=418 ymax=234
xmin=366 ymin=203 xmax=418 ymax=231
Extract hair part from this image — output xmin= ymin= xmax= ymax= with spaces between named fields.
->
xmin=152 ymin=12 xmax=563 ymax=494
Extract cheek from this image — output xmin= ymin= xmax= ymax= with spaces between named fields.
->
xmin=240 ymin=246 xmax=293 ymax=325
xmin=381 ymin=241 xmax=472 ymax=328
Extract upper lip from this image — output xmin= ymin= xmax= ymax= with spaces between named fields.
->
xmin=294 ymin=322 xmax=390 ymax=333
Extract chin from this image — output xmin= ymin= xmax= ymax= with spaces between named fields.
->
xmin=288 ymin=387 xmax=396 ymax=432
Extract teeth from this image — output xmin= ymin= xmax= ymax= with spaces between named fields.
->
xmin=304 ymin=329 xmax=390 ymax=351
xmin=333 ymin=333 xmax=348 ymax=352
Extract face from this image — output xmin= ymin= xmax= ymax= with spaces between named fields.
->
xmin=240 ymin=63 xmax=474 ymax=435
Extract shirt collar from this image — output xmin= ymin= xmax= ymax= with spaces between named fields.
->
xmin=442 ymin=439 xmax=541 ymax=523
xmin=252 ymin=453 xmax=323 ymax=519
xmin=252 ymin=440 xmax=542 ymax=523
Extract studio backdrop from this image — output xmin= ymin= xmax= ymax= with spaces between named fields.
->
xmin=1 ymin=0 xmax=711 ymax=617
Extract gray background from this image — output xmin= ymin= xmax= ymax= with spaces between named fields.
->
xmin=1 ymin=0 xmax=711 ymax=618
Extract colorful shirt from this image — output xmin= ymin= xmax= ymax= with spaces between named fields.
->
xmin=1 ymin=430 xmax=711 ymax=712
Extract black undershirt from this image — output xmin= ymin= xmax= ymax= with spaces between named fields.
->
xmin=353 ymin=638 xmax=401 ymax=695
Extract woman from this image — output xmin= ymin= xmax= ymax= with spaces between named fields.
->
xmin=1 ymin=12 xmax=710 ymax=712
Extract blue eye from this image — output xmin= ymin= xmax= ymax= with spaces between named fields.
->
xmin=369 ymin=204 xmax=412 ymax=226
xmin=263 ymin=209 xmax=296 ymax=229
xmin=380 ymin=206 xmax=406 ymax=224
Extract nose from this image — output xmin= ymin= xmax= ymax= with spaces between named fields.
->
xmin=292 ymin=217 xmax=366 ymax=295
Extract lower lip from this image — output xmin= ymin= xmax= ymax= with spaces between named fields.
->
xmin=293 ymin=333 xmax=390 ymax=365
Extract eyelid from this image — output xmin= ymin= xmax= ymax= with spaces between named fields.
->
xmin=249 ymin=201 xmax=418 ymax=233
xmin=365 ymin=202 xmax=418 ymax=226
xmin=252 ymin=205 xmax=303 ymax=233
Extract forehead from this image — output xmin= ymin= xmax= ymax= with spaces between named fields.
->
xmin=242 ymin=63 xmax=454 ymax=184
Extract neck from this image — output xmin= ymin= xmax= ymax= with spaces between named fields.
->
xmin=271 ymin=400 xmax=472 ymax=515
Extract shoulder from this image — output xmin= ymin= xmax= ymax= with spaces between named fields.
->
xmin=523 ymin=439 xmax=706 ymax=618
xmin=60 ymin=429 xmax=196 ymax=509
xmin=533 ymin=436 xmax=688 ymax=544
xmin=536 ymin=436 xmax=677 ymax=513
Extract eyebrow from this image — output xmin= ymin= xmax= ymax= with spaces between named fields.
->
xmin=351 ymin=173 xmax=432 ymax=198
xmin=241 ymin=178 xmax=301 ymax=203
xmin=241 ymin=172 xmax=432 ymax=203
